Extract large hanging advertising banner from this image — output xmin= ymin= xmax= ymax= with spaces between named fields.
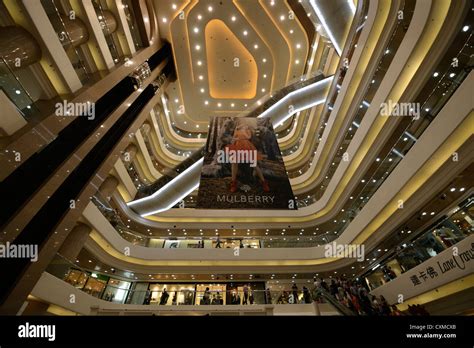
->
xmin=197 ymin=116 xmax=296 ymax=210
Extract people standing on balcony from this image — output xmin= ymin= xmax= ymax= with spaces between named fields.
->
xmin=215 ymin=234 xmax=221 ymax=248
xmin=159 ymin=289 xmax=169 ymax=305
xmin=243 ymin=284 xmax=249 ymax=304
xmin=303 ymin=286 xmax=312 ymax=304
xmin=291 ymin=284 xmax=299 ymax=304
xmin=202 ymin=287 xmax=211 ymax=305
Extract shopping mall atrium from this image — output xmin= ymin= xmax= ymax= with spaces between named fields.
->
xmin=0 ymin=0 xmax=473 ymax=321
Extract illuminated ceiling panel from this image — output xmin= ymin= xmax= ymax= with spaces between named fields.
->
xmin=205 ymin=19 xmax=257 ymax=99
xmin=156 ymin=0 xmax=310 ymax=132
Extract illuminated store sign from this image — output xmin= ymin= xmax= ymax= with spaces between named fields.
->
xmin=197 ymin=116 xmax=296 ymax=209
xmin=370 ymin=235 xmax=474 ymax=304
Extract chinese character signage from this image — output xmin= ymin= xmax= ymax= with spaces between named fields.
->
xmin=370 ymin=235 xmax=474 ymax=304
xmin=196 ymin=116 xmax=296 ymax=209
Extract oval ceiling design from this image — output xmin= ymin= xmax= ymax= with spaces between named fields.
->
xmin=205 ymin=19 xmax=258 ymax=100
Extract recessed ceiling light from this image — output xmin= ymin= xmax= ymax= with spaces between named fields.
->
xmin=197 ymin=14 xmax=202 ymax=20
xmin=195 ymin=44 xmax=201 ymax=50
xmin=263 ymin=74 xmax=267 ymax=78
xmin=200 ymin=88 xmax=205 ymax=93
xmin=254 ymin=44 xmax=259 ymax=49
xmin=162 ymin=17 xmax=167 ymax=23
xmin=208 ymin=6 xmax=213 ymax=12
xmin=261 ymin=88 xmax=266 ymax=93
xmin=270 ymin=0 xmax=275 ymax=5
xmin=295 ymin=59 xmax=300 ymax=64
xmin=231 ymin=16 xmax=236 ymax=21
xmin=296 ymin=43 xmax=301 ymax=49
xmin=289 ymin=29 xmax=294 ymax=34
xmin=462 ymin=25 xmax=469 ymax=32
xmin=217 ymin=103 xmax=222 ymax=107
xmin=204 ymin=100 xmax=209 ymax=105
xmin=174 ymin=98 xmax=178 ymax=103
xmin=280 ymin=15 xmax=285 ymax=21
xmin=433 ymin=72 xmax=439 ymax=77
xmin=193 ymin=27 xmax=199 ymax=33
xmin=172 ymin=4 xmax=177 ymax=10
xmin=231 ymin=103 xmax=235 ymax=107
xmin=262 ymin=58 xmax=267 ymax=63
xmin=449 ymin=73 xmax=455 ymax=78
xmin=198 ymin=75 xmax=203 ymax=80
xmin=243 ymin=30 xmax=248 ymax=36
xmin=197 ymin=61 xmax=202 ymax=66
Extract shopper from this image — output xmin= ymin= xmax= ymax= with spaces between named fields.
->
xmin=215 ymin=234 xmax=221 ymax=248
xmin=203 ymin=287 xmax=211 ymax=305
xmin=303 ymin=286 xmax=311 ymax=304
xmin=243 ymin=284 xmax=249 ymax=304
xmin=159 ymin=289 xmax=169 ymax=305
xmin=291 ymin=283 xmax=299 ymax=304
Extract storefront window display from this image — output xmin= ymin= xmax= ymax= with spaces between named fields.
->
xmin=63 ymin=269 xmax=88 ymax=289
xmin=196 ymin=284 xmax=226 ymax=305
xmin=102 ymin=279 xmax=131 ymax=304
xmin=126 ymin=283 xmax=149 ymax=305
xmin=82 ymin=273 xmax=108 ymax=298
xmin=212 ymin=238 xmax=260 ymax=249
xmin=149 ymin=284 xmax=195 ymax=305
xmin=226 ymin=282 xmax=265 ymax=305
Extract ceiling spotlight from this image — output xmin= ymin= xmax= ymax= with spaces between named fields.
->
xmin=270 ymin=0 xmax=275 ymax=5
xmin=449 ymin=73 xmax=455 ymax=78
xmin=295 ymin=59 xmax=300 ymax=64
xmin=289 ymin=29 xmax=294 ymax=34
xmin=193 ymin=27 xmax=199 ymax=33
xmin=204 ymin=100 xmax=209 ymax=105
xmin=217 ymin=103 xmax=222 ymax=107
xmin=261 ymin=88 xmax=266 ymax=93
xmin=231 ymin=16 xmax=236 ymax=21
xmin=433 ymin=72 xmax=439 ymax=77
xmin=262 ymin=58 xmax=267 ymax=63
xmin=174 ymin=98 xmax=179 ymax=103
xmin=200 ymin=88 xmax=205 ymax=93
xmin=162 ymin=17 xmax=167 ymax=23
xmin=280 ymin=15 xmax=285 ymax=21
xmin=296 ymin=43 xmax=301 ymax=49
xmin=197 ymin=60 xmax=202 ymax=66
xmin=208 ymin=6 xmax=213 ymax=12
xmin=243 ymin=30 xmax=248 ymax=36
xmin=197 ymin=14 xmax=202 ymax=20
xmin=462 ymin=25 xmax=469 ymax=32
xmin=254 ymin=44 xmax=259 ymax=49
xmin=198 ymin=75 xmax=203 ymax=80
xmin=195 ymin=44 xmax=201 ymax=51
xmin=231 ymin=103 xmax=235 ymax=107
xmin=172 ymin=4 xmax=177 ymax=10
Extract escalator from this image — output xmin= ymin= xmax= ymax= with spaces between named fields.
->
xmin=0 ymin=52 xmax=174 ymax=303
xmin=0 ymin=43 xmax=172 ymax=227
